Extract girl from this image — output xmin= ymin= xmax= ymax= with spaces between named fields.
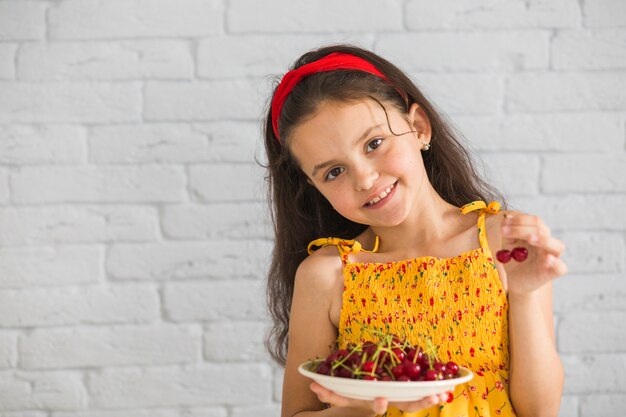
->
xmin=263 ymin=44 xmax=567 ymax=417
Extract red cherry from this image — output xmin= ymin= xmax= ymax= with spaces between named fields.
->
xmin=362 ymin=375 xmax=377 ymax=381
xmin=445 ymin=361 xmax=459 ymax=376
xmin=403 ymin=362 xmax=421 ymax=379
xmin=391 ymin=364 xmax=405 ymax=379
xmin=423 ymin=369 xmax=438 ymax=381
xmin=361 ymin=361 xmax=375 ymax=373
xmin=316 ymin=362 xmax=331 ymax=375
xmin=511 ymin=246 xmax=528 ymax=262
xmin=337 ymin=367 xmax=353 ymax=378
xmin=397 ymin=375 xmax=411 ymax=381
xmin=392 ymin=347 xmax=406 ymax=363
xmin=496 ymin=249 xmax=512 ymax=263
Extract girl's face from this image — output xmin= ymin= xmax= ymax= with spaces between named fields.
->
xmin=288 ymin=98 xmax=432 ymax=228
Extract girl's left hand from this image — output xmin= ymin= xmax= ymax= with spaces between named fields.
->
xmin=499 ymin=212 xmax=567 ymax=294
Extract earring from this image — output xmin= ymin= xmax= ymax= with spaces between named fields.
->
xmin=422 ymin=142 xmax=431 ymax=151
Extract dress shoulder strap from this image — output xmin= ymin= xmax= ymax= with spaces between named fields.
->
xmin=307 ymin=236 xmax=380 ymax=265
xmin=460 ymin=200 xmax=501 ymax=253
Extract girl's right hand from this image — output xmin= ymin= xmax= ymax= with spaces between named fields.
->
xmin=310 ymin=382 xmax=447 ymax=416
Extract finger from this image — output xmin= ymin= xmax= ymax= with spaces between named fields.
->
xmin=502 ymin=221 xmax=550 ymax=243
xmin=372 ymin=398 xmax=389 ymax=416
xmin=502 ymin=227 xmax=565 ymax=257
xmin=540 ymin=253 xmax=568 ymax=277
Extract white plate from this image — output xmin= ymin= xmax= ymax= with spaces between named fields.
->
xmin=298 ymin=360 xmax=474 ymax=402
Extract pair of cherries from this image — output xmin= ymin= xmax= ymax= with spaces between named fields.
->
xmin=496 ymin=247 xmax=528 ymax=263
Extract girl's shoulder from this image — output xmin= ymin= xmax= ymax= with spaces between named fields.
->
xmin=295 ymin=244 xmax=344 ymax=292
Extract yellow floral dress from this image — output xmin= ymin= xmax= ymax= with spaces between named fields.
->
xmin=307 ymin=201 xmax=515 ymax=417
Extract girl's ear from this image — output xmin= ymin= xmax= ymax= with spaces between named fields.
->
xmin=408 ymin=103 xmax=432 ymax=142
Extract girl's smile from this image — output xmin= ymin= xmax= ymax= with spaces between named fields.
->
xmin=288 ymin=98 xmax=431 ymax=228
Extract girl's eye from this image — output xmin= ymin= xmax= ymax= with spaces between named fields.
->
xmin=325 ymin=167 xmax=344 ymax=181
xmin=366 ymin=137 xmax=383 ymax=152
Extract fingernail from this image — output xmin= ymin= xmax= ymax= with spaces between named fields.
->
xmin=546 ymin=255 xmax=555 ymax=267
xmin=530 ymin=235 xmax=539 ymax=243
xmin=502 ymin=226 xmax=511 ymax=235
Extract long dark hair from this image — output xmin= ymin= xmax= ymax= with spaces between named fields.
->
xmin=262 ymin=44 xmax=504 ymax=366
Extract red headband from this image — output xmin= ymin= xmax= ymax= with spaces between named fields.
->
xmin=270 ymin=52 xmax=391 ymax=142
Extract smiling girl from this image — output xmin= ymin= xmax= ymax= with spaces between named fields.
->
xmin=263 ymin=45 xmax=567 ymax=417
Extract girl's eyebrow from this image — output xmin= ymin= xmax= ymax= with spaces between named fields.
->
xmin=311 ymin=124 xmax=385 ymax=177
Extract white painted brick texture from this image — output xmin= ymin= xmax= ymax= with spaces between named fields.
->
xmin=0 ymin=0 xmax=624 ymax=415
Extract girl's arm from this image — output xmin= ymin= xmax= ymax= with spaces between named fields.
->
xmin=281 ymin=252 xmax=378 ymax=417
xmin=489 ymin=212 xmax=567 ymax=417
xmin=281 ymin=251 xmax=446 ymax=417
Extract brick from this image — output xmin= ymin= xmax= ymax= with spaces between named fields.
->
xmin=53 ymin=410 xmax=228 ymax=417
xmin=0 ymin=205 xmax=158 ymax=245
xmin=0 ymin=333 xmax=17 ymax=368
xmin=0 ymin=371 xmax=86 ymax=410
xmin=204 ymin=321 xmax=269 ymax=361
xmin=189 ymin=164 xmax=265 ymax=202
xmin=0 ymin=169 xmax=8 ymax=204
xmin=507 ymin=73 xmax=626 ymax=112
xmin=405 ymin=0 xmax=580 ymax=30
xmin=554 ymin=29 xmax=626 ymax=70
xmin=0 ymin=412 xmax=47 ymax=417
xmin=409 ymin=73 xmax=501 ymax=115
xmin=18 ymin=41 xmax=193 ymax=81
xmin=90 ymin=124 xmax=209 ymax=164
xmin=0 ymin=125 xmax=86 ymax=165
xmin=88 ymin=364 xmax=271 ymax=408
xmin=562 ymin=354 xmax=626 ymax=394
xmin=543 ymin=155 xmax=626 ymax=193
xmin=0 ymin=245 xmax=102 ymax=289
xmin=376 ymin=31 xmax=549 ymax=71
xmin=228 ymin=0 xmax=401 ymax=33
xmin=49 ymin=0 xmax=222 ymax=40
xmin=0 ymin=285 xmax=158 ymax=327
xmin=518 ymin=195 xmax=626 ymax=231
xmin=162 ymin=202 xmax=271 ymax=240
xmin=273 ymin=367 xmax=283 ymax=402
xmin=559 ymin=312 xmax=626 ymax=353
xmin=20 ymin=324 xmax=201 ymax=369
xmin=583 ymin=0 xmax=626 ymax=27
xmin=0 ymin=82 xmax=141 ymax=123
xmin=553 ymin=273 xmax=626 ymax=313
xmin=144 ymin=80 xmax=263 ymax=121
xmin=231 ymin=405 xmax=281 ymax=417
xmin=0 ymin=1 xmax=46 ymax=40
xmin=107 ymin=240 xmax=272 ymax=281
xmin=455 ymin=113 xmax=625 ymax=151
xmin=197 ymin=35 xmax=375 ymax=79
xmin=11 ymin=165 xmax=186 ymax=203
xmin=559 ymin=232 xmax=625 ymax=273
xmin=558 ymin=396 xmax=578 ymax=417
xmin=190 ymin=121 xmax=262 ymax=163
xmin=89 ymin=121 xmax=261 ymax=164
xmin=478 ymin=154 xmax=540 ymax=196
xmin=0 ymin=44 xmax=16 ymax=79
xmin=580 ymin=394 xmax=626 ymax=416
xmin=164 ymin=281 xmax=265 ymax=321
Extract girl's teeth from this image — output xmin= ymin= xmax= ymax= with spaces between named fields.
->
xmin=367 ymin=185 xmax=394 ymax=206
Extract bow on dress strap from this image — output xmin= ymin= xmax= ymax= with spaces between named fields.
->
xmin=307 ymin=236 xmax=380 ymax=257
xmin=460 ymin=200 xmax=501 ymax=215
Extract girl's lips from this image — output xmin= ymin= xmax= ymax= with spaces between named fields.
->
xmin=363 ymin=181 xmax=397 ymax=208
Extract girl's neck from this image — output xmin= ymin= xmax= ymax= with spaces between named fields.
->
xmin=365 ymin=189 xmax=465 ymax=255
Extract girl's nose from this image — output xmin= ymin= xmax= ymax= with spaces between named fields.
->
xmin=354 ymin=166 xmax=379 ymax=192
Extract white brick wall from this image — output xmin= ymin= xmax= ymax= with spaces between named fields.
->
xmin=0 ymin=1 xmax=623 ymax=416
